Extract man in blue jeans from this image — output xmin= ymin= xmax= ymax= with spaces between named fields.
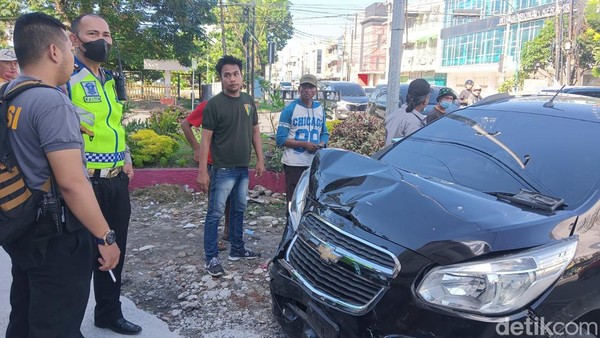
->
xmin=196 ymin=55 xmax=266 ymax=276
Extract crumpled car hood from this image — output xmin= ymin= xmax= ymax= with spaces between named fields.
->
xmin=309 ymin=149 xmax=575 ymax=265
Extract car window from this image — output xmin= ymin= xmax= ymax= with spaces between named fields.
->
xmin=571 ymin=90 xmax=600 ymax=98
xmin=332 ymin=83 xmax=366 ymax=96
xmin=376 ymin=88 xmax=387 ymax=104
xmin=381 ymin=108 xmax=600 ymax=208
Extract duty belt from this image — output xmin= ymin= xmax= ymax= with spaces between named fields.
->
xmin=87 ymin=167 xmax=123 ymax=179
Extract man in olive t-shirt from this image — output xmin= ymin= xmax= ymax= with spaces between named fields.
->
xmin=197 ymin=55 xmax=265 ymax=276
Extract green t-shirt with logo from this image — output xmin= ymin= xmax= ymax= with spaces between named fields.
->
xmin=202 ymin=92 xmax=258 ymax=168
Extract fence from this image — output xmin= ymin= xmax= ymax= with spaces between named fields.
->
xmin=124 ymin=71 xmax=202 ymax=100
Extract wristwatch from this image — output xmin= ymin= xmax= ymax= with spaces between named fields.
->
xmin=95 ymin=230 xmax=116 ymax=246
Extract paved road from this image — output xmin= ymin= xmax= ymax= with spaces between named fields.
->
xmin=0 ymin=249 xmax=181 ymax=337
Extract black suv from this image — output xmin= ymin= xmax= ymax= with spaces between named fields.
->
xmin=269 ymin=94 xmax=600 ymax=337
xmin=320 ymin=81 xmax=368 ymax=120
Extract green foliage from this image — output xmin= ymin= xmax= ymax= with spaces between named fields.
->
xmin=497 ymin=71 xmax=526 ymax=93
xmin=328 ymin=114 xmax=385 ymax=156
xmin=521 ymin=4 xmax=600 ymax=85
xmin=129 ymin=129 xmax=178 ymax=167
xmin=124 ymin=118 xmax=150 ymax=134
xmin=326 ymin=120 xmax=342 ymax=134
xmin=7 ymin=1 xmax=215 ymax=70
xmin=147 ymin=105 xmax=188 ymax=136
xmin=208 ymin=0 xmax=293 ymax=78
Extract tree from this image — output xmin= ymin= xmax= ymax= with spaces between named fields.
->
xmin=210 ymin=0 xmax=293 ymax=79
xmin=521 ymin=0 xmax=600 ymax=85
xmin=2 ymin=0 xmax=216 ymax=70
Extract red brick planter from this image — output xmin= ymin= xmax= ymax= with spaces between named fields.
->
xmin=129 ymin=168 xmax=286 ymax=193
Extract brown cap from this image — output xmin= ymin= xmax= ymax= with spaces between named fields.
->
xmin=299 ymin=74 xmax=318 ymax=87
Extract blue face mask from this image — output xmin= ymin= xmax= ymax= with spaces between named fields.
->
xmin=440 ymin=100 xmax=452 ymax=109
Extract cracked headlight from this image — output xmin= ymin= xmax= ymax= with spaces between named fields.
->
xmin=288 ymin=167 xmax=310 ymax=231
xmin=416 ymin=237 xmax=578 ymax=316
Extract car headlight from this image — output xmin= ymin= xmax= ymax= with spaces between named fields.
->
xmin=288 ymin=167 xmax=310 ymax=231
xmin=416 ymin=237 xmax=578 ymax=316
xmin=337 ymin=101 xmax=350 ymax=112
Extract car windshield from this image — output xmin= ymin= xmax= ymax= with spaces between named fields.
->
xmin=281 ymin=82 xmax=292 ymax=87
xmin=380 ymin=107 xmax=600 ymax=208
xmin=333 ymin=83 xmax=366 ymax=96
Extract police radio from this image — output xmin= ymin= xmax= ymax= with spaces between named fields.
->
xmin=113 ymin=40 xmax=127 ymax=101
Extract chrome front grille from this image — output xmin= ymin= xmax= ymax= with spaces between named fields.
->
xmin=285 ymin=213 xmax=400 ymax=314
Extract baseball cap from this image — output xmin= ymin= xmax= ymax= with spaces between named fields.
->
xmin=408 ymin=78 xmax=431 ymax=97
xmin=0 ymin=48 xmax=17 ymax=62
xmin=299 ymin=74 xmax=317 ymax=87
xmin=437 ymin=87 xmax=457 ymax=101
xmin=473 ymin=84 xmax=482 ymax=91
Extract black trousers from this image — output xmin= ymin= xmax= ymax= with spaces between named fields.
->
xmin=90 ymin=171 xmax=131 ymax=325
xmin=4 ymin=226 xmax=92 ymax=338
xmin=283 ymin=165 xmax=309 ymax=204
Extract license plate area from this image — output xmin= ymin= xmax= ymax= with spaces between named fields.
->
xmin=307 ymin=302 xmax=340 ymax=338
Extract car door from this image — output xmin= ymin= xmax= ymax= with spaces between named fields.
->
xmin=374 ymin=86 xmax=387 ymax=119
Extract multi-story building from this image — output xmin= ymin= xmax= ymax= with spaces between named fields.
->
xmin=440 ymin=0 xmax=572 ymax=92
xmin=356 ymin=2 xmax=388 ymax=86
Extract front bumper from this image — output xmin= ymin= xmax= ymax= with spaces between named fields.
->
xmin=269 ymin=257 xmax=509 ymax=338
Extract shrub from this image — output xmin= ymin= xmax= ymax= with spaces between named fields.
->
xmin=147 ymin=105 xmax=189 ymax=136
xmin=326 ymin=120 xmax=342 ymax=134
xmin=129 ymin=129 xmax=179 ymax=167
xmin=328 ymin=114 xmax=385 ymax=156
xmin=124 ymin=118 xmax=150 ymax=134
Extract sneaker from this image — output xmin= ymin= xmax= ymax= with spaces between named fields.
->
xmin=228 ymin=249 xmax=261 ymax=261
xmin=205 ymin=257 xmax=225 ymax=276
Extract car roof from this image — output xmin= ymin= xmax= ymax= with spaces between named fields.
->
xmin=468 ymin=93 xmax=600 ymax=122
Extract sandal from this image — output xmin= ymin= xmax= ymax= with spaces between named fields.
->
xmin=218 ymin=240 xmax=227 ymax=251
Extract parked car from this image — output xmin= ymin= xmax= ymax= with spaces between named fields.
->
xmin=367 ymin=83 xmax=456 ymax=119
xmin=538 ymin=86 xmax=600 ymax=98
xmin=279 ymin=81 xmax=294 ymax=91
xmin=320 ymin=81 xmax=368 ymax=120
xmin=270 ymin=93 xmax=600 ymax=337
xmin=363 ymin=86 xmax=376 ymax=96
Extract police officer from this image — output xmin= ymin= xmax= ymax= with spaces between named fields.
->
xmin=5 ymin=12 xmax=120 ymax=337
xmin=67 ymin=14 xmax=141 ymax=334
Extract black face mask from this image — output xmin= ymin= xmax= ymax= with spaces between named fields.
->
xmin=79 ymin=38 xmax=111 ymax=63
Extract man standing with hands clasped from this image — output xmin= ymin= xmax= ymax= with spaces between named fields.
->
xmin=276 ymin=73 xmax=328 ymax=205
xmin=67 ymin=14 xmax=141 ymax=334
xmin=197 ymin=55 xmax=266 ymax=277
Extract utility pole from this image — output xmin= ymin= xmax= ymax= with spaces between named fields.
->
xmin=386 ymin=0 xmax=405 ymax=119
xmin=219 ymin=0 xmax=227 ymax=55
xmin=565 ymin=0 xmax=574 ymax=85
xmin=251 ymin=1 xmax=256 ymax=99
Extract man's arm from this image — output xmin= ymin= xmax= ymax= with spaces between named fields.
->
xmin=196 ymin=128 xmax=213 ymax=192
xmin=276 ymin=103 xmax=319 ymax=152
xmin=46 ymin=149 xmax=120 ymax=271
xmin=181 ymin=119 xmax=200 ymax=162
xmin=252 ymin=125 xmax=266 ymax=178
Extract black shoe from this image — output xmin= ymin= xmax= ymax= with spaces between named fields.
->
xmin=95 ymin=318 xmax=142 ymax=335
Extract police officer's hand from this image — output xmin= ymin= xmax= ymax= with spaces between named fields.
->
xmin=123 ymin=163 xmax=134 ymax=180
xmin=97 ymin=244 xmax=121 ymax=271
xmin=197 ymin=170 xmax=210 ymax=193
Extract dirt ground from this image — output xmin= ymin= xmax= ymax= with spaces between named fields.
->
xmin=122 ymin=185 xmax=288 ymax=337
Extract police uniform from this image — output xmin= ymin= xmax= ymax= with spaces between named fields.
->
xmin=68 ymin=58 xmax=131 ymax=326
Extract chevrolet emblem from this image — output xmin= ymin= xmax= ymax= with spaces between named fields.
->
xmin=317 ymin=244 xmax=342 ymax=264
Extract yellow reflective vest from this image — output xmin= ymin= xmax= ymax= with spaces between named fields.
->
xmin=69 ymin=61 xmax=125 ymax=169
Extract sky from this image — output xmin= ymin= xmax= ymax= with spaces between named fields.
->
xmin=288 ymin=0 xmax=383 ymax=41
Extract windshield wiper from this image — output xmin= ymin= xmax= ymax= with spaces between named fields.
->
xmin=486 ymin=189 xmax=565 ymax=212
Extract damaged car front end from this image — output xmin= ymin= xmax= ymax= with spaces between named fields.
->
xmin=269 ymin=95 xmax=600 ymax=338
